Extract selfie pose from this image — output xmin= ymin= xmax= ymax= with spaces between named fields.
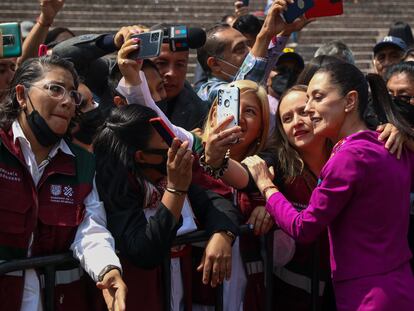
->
xmin=244 ymin=62 xmax=414 ymax=311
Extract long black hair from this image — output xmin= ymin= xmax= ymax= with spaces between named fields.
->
xmin=93 ymin=105 xmax=157 ymax=212
xmin=0 ymin=55 xmax=79 ymax=129
xmin=316 ymin=62 xmax=414 ymax=139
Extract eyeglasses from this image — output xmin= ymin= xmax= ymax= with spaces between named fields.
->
xmin=390 ymin=94 xmax=414 ymax=105
xmin=31 ymin=83 xmax=83 ymax=106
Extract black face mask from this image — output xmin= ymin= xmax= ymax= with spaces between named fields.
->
xmin=26 ymin=95 xmax=62 ymax=147
xmin=138 ymin=148 xmax=168 ymax=176
xmin=393 ymin=97 xmax=414 ymax=126
xmin=73 ymin=107 xmax=105 ymax=145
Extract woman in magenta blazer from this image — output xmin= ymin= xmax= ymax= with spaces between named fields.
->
xmin=244 ymin=62 xmax=414 ymax=311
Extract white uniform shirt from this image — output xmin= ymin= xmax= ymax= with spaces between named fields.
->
xmin=11 ymin=121 xmax=121 ymax=311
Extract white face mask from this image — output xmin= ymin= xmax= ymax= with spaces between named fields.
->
xmin=215 ymin=57 xmax=240 ymax=81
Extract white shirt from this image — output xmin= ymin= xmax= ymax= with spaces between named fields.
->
xmin=11 ymin=121 xmax=121 ymax=311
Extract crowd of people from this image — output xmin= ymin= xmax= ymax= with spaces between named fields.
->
xmin=1 ymin=0 xmax=414 ymax=310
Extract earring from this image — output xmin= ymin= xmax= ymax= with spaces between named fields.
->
xmin=256 ymin=139 xmax=261 ymax=146
xmin=345 ymin=108 xmax=349 ymax=112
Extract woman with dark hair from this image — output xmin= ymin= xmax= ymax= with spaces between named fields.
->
xmin=295 ymin=55 xmax=344 ymax=86
xmin=245 ymin=62 xmax=414 ymax=310
xmin=0 ymin=55 xmax=126 ymax=311
xmin=93 ymin=104 xmax=239 ymax=311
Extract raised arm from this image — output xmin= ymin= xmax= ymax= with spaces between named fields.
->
xmin=17 ymin=0 xmax=65 ymax=65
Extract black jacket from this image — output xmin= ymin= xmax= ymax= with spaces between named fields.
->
xmin=157 ymin=81 xmax=210 ymax=131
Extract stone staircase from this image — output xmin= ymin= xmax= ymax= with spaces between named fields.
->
xmin=1 ymin=0 xmax=413 ymax=76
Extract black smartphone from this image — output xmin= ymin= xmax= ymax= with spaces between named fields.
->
xmin=0 ymin=22 xmax=22 ymax=58
xmin=242 ymin=0 xmax=249 ymax=6
xmin=282 ymin=0 xmax=314 ymax=23
xmin=128 ymin=30 xmax=163 ymax=60
xmin=150 ymin=117 xmax=176 ymax=147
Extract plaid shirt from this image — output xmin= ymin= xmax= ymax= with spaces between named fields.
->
xmin=197 ymin=36 xmax=288 ymax=104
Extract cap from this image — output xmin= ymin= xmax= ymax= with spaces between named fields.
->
xmin=276 ymin=47 xmax=305 ymax=70
xmin=373 ymin=36 xmax=407 ymax=55
xmin=20 ymin=20 xmax=35 ymax=39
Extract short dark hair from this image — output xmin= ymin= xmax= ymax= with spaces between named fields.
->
xmin=232 ymin=14 xmax=263 ymax=37
xmin=385 ymin=61 xmax=414 ymax=83
xmin=197 ymin=23 xmax=231 ymax=75
xmin=0 ymin=55 xmax=79 ymax=129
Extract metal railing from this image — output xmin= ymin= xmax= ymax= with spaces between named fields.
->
xmin=0 ymin=225 xmax=321 ymax=311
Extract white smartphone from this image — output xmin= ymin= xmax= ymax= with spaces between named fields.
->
xmin=217 ymin=86 xmax=240 ymax=129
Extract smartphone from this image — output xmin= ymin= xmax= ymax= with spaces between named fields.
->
xmin=0 ymin=23 xmax=22 ymax=58
xmin=128 ymin=30 xmax=163 ymax=60
xmin=217 ymin=86 xmax=240 ymax=129
xmin=282 ymin=0 xmax=314 ymax=23
xmin=242 ymin=0 xmax=249 ymax=7
xmin=150 ymin=117 xmax=176 ymax=147
xmin=305 ymin=0 xmax=343 ymax=19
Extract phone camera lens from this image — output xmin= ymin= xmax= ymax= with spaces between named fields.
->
xmin=151 ymin=32 xmax=159 ymax=41
xmin=224 ymin=99 xmax=230 ymax=108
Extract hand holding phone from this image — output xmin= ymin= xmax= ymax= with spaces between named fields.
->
xmin=217 ymin=86 xmax=240 ymax=130
xmin=150 ymin=117 xmax=177 ymax=147
xmin=0 ymin=23 xmax=22 ymax=58
xmin=282 ymin=0 xmax=314 ymax=24
xmin=128 ymin=30 xmax=163 ymax=60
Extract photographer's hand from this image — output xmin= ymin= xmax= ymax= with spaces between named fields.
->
xmin=39 ymin=0 xmax=65 ymax=26
xmin=251 ymin=0 xmax=292 ymax=58
xmin=234 ymin=1 xmax=249 ymax=18
xmin=114 ymin=25 xmax=146 ymax=50
xmin=117 ymin=35 xmax=144 ymax=86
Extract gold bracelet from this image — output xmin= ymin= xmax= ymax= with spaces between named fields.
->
xmin=166 ymin=187 xmax=187 ymax=196
xmin=262 ymin=185 xmax=278 ymax=198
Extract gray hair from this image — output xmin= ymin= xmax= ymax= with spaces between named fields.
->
xmin=314 ymin=40 xmax=355 ymax=65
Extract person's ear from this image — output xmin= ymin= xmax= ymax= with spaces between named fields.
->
xmin=15 ymin=85 xmax=27 ymax=110
xmin=134 ymin=150 xmax=147 ymax=164
xmin=345 ymin=90 xmax=358 ymax=113
xmin=114 ymin=96 xmax=127 ymax=107
xmin=207 ymin=57 xmax=222 ymax=74
xmin=209 ymin=103 xmax=218 ymax=128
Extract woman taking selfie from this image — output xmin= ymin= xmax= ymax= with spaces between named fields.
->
xmin=93 ymin=104 xmax=239 ymax=311
xmin=244 ymin=62 xmax=414 ymax=310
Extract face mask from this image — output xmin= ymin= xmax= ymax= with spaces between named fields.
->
xmin=73 ymin=107 xmax=105 ymax=145
xmin=138 ymin=148 xmax=168 ymax=176
xmin=26 ymin=95 xmax=62 ymax=147
xmin=215 ymin=57 xmax=239 ymax=81
xmin=393 ymin=97 xmax=414 ymax=126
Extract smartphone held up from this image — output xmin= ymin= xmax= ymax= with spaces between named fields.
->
xmin=0 ymin=22 xmax=22 ymax=58
xmin=217 ymin=86 xmax=240 ymax=130
xmin=128 ymin=30 xmax=163 ymax=60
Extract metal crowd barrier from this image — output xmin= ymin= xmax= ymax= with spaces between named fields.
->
xmin=0 ymin=225 xmax=321 ymax=311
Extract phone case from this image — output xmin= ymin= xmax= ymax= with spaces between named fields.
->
xmin=217 ymin=86 xmax=240 ymax=129
xmin=0 ymin=22 xmax=22 ymax=58
xmin=150 ymin=117 xmax=176 ymax=147
xmin=283 ymin=0 xmax=314 ymax=23
xmin=305 ymin=0 xmax=343 ymax=18
xmin=129 ymin=30 xmax=163 ymax=60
